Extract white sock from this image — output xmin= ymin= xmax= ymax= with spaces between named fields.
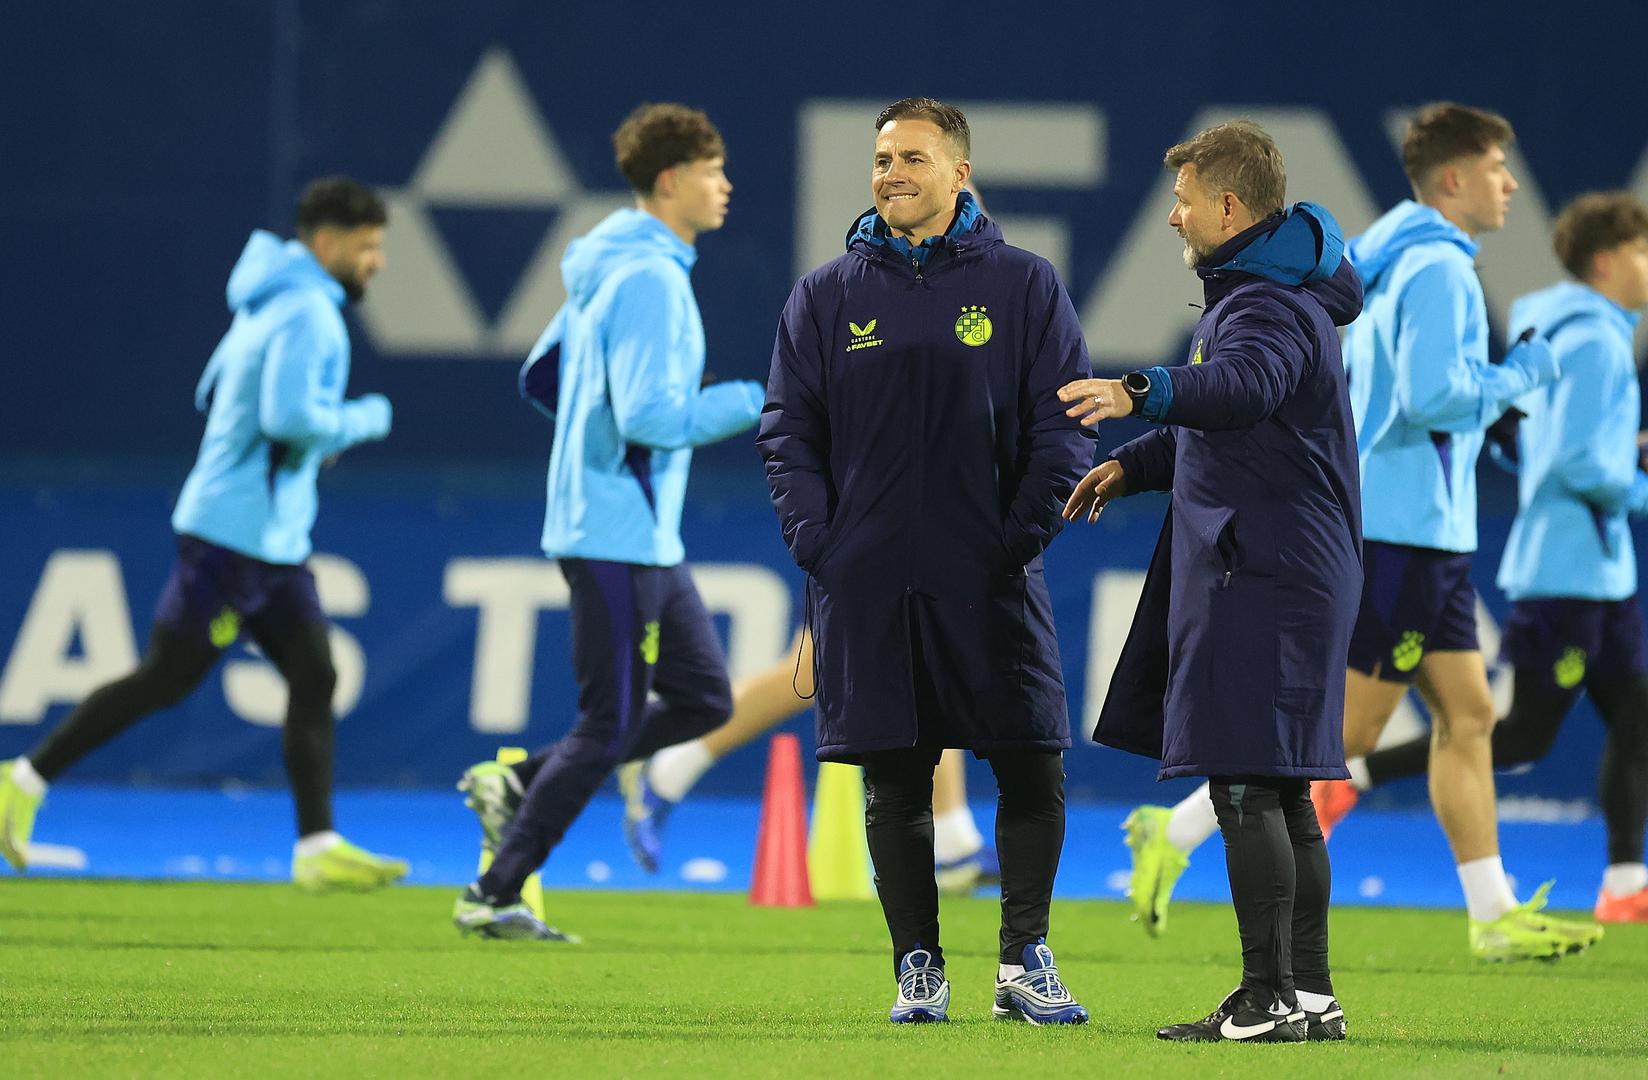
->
xmin=997 ymin=963 xmax=1024 ymax=981
xmin=1166 ymin=783 xmax=1219 ymax=853
xmin=933 ymin=806 xmax=985 ymax=864
xmin=293 ymin=830 xmax=342 ymax=858
xmin=1603 ymin=862 xmax=1648 ymax=896
xmin=8 ymin=757 xmax=47 ymax=798
xmin=1347 ymin=757 xmax=1372 ymax=791
xmin=1457 ymin=856 xmax=1519 ymax=922
xmin=1296 ymin=989 xmax=1336 ymax=1012
xmin=646 ymin=739 xmax=715 ymax=803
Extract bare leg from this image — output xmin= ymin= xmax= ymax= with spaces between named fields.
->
xmin=933 ymin=749 xmax=967 ymax=814
xmin=1415 ymin=651 xmax=1500 ymax=864
xmin=702 ymin=628 xmax=812 ymax=758
xmin=1342 ymin=668 xmax=1409 ymax=759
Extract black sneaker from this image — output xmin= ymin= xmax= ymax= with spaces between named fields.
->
xmin=1304 ymin=997 xmax=1347 ymax=1041
xmin=1157 ymin=987 xmax=1306 ymax=1043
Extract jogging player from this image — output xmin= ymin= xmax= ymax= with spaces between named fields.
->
xmin=450 ymin=103 xmax=763 ymax=940
xmin=0 ymin=178 xmax=404 ymax=891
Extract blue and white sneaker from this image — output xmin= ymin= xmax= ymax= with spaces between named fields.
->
xmin=993 ymin=940 xmax=1089 ymax=1025
xmin=452 ymin=886 xmax=579 ymax=942
xmin=890 ymin=948 xmax=950 ymax=1023
xmin=616 ymin=760 xmax=674 ymax=873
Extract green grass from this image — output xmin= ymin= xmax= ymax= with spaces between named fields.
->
xmin=1 ymin=881 xmax=1643 ymax=1078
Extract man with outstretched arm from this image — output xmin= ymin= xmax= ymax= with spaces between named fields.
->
xmin=1061 ymin=120 xmax=1361 ymax=1042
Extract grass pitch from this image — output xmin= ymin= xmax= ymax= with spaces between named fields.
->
xmin=1 ymin=880 xmax=1643 ymax=1078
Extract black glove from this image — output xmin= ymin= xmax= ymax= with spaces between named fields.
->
xmin=1484 ymin=407 xmax=1526 ymax=472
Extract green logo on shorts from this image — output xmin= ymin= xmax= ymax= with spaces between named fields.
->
xmin=639 ymin=621 xmax=661 ymax=666
xmin=1391 ymin=630 xmax=1425 ymax=673
xmin=209 ymin=607 xmax=241 ymax=649
xmin=1554 ymin=647 xmax=1586 ymax=690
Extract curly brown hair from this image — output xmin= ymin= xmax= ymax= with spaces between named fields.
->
xmin=1552 ymin=191 xmax=1648 ymax=281
xmin=613 ymin=103 xmax=725 ymax=195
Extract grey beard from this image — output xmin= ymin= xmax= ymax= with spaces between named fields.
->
xmin=1181 ymin=234 xmax=1217 ymax=270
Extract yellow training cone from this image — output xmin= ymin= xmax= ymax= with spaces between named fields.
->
xmin=807 ymin=761 xmax=874 ymax=900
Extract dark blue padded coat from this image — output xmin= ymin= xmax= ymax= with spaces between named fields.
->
xmin=1096 ymin=203 xmax=1364 ymax=780
xmin=758 ymin=194 xmax=1093 ymax=760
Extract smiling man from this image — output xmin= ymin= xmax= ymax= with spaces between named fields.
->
xmin=759 ymin=97 xmax=1093 ymax=1025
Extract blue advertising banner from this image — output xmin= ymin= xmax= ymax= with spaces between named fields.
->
xmin=0 ymin=473 xmax=1631 ymax=808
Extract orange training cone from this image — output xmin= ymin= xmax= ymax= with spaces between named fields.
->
xmin=749 ymin=733 xmax=814 ymax=907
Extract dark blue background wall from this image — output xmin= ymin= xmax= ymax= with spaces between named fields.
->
xmin=3 ymin=1 xmax=1646 ymax=806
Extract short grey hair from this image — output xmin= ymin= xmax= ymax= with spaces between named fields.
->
xmin=1164 ymin=120 xmax=1286 ymax=219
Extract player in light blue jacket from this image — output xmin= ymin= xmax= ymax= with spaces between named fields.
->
xmin=1 ymin=179 xmax=406 ymax=891
xmin=522 ymin=202 xmax=762 ymax=566
xmin=452 ymin=105 xmax=762 ymax=941
xmin=1354 ymin=193 xmax=1648 ymax=924
xmin=1316 ymin=106 xmax=1598 ymax=959
xmin=1345 ymin=199 xmax=1558 ymax=555
xmin=172 ymin=228 xmax=391 ymax=563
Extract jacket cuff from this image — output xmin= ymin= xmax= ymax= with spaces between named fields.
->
xmin=1628 ymin=472 xmax=1648 ymax=519
xmin=1137 ymin=366 xmax=1175 ymax=423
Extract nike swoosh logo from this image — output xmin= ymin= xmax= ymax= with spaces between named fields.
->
xmin=1219 ymin=1016 xmax=1278 ymax=1040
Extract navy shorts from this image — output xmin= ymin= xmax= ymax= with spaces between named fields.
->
xmin=1500 ymin=596 xmax=1648 ymax=692
xmin=152 ymin=534 xmax=325 ymax=650
xmin=1346 ymin=541 xmax=1479 ymax=684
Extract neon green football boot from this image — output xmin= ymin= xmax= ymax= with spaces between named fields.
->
xmin=0 ymin=759 xmax=44 ymax=871
xmin=1469 ymin=882 xmax=1590 ymax=961
xmin=293 ymin=836 xmax=409 ymax=892
xmin=1518 ymin=880 xmax=1604 ymax=954
xmin=1123 ymin=805 xmax=1189 ymax=937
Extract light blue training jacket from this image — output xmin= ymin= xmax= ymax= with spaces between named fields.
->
xmin=1497 ymin=282 xmax=1648 ymax=601
xmin=1343 ymin=200 xmax=1558 ymax=552
xmin=521 ymin=209 xmax=763 ymax=567
xmin=172 ymin=231 xmax=391 ymax=564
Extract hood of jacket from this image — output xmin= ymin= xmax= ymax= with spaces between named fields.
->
xmin=1198 ymin=201 xmax=1363 ymax=326
xmin=225 ymin=230 xmax=344 ymax=312
xmin=1347 ymin=199 xmax=1477 ymax=290
xmin=561 ymin=208 xmax=697 ymax=305
xmin=1508 ymin=279 xmax=1641 ymax=342
xmin=844 ymin=189 xmax=1004 ymax=261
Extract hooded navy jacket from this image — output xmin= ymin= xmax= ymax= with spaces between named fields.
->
xmin=758 ymin=193 xmax=1093 ymax=760
xmin=1096 ymin=203 xmax=1364 ymax=780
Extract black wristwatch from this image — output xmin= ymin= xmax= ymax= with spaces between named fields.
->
xmin=1122 ymin=370 xmax=1153 ymax=413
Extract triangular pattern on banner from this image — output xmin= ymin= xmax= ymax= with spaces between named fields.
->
xmin=412 ymin=47 xmax=579 ymax=206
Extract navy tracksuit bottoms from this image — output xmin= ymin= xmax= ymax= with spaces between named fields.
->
xmin=478 ymin=558 xmax=733 ymax=900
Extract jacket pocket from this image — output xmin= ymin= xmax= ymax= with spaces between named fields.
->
xmin=998 ymin=519 xmax=1030 ymax=577
xmin=1214 ymin=513 xmax=1241 ymax=589
xmin=794 ymin=523 xmax=834 ymax=576
xmin=1182 ymin=504 xmax=1239 ymax=589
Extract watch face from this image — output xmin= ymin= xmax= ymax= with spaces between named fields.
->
xmin=1124 ymin=372 xmax=1150 ymax=395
